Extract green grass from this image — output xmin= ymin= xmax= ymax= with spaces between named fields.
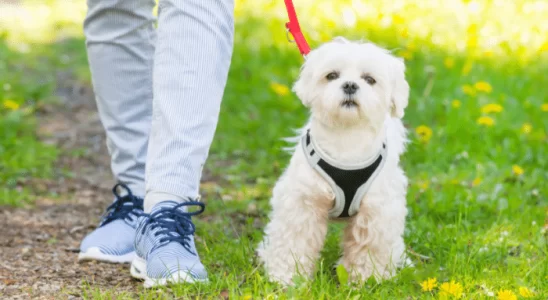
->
xmin=0 ymin=36 xmax=59 ymax=205
xmin=2 ymin=0 xmax=547 ymax=298
xmin=0 ymin=35 xmax=93 ymax=206
xmin=0 ymin=0 xmax=89 ymax=205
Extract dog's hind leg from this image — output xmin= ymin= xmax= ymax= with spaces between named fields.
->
xmin=339 ymin=195 xmax=407 ymax=283
xmin=257 ymin=193 xmax=330 ymax=285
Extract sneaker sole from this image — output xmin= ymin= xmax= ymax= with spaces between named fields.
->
xmin=78 ymin=247 xmax=135 ymax=263
xmin=130 ymin=256 xmax=207 ymax=288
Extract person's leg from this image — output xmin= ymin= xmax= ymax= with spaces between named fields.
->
xmin=143 ymin=0 xmax=234 ymax=210
xmin=79 ymin=0 xmax=156 ymax=263
xmin=131 ymin=0 xmax=234 ymax=287
xmin=85 ymin=0 xmax=156 ymax=196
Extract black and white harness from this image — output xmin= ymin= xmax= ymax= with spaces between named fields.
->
xmin=302 ymin=130 xmax=387 ymax=218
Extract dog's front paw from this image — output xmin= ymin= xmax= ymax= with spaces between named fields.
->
xmin=266 ymin=272 xmax=296 ymax=286
xmin=337 ymin=259 xmax=397 ymax=284
xmin=257 ymin=239 xmax=294 ymax=286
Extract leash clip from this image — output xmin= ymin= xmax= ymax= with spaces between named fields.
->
xmin=284 ymin=0 xmax=311 ymax=58
xmin=286 ymin=28 xmax=295 ymax=43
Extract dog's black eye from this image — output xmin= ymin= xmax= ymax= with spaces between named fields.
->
xmin=326 ymin=72 xmax=339 ymax=81
xmin=362 ymin=75 xmax=376 ymax=85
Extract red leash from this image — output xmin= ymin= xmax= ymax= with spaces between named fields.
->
xmin=284 ymin=0 xmax=311 ymax=58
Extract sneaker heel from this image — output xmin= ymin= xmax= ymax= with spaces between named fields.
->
xmin=130 ymin=256 xmax=147 ymax=280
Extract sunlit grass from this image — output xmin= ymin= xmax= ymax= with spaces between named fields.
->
xmin=234 ymin=0 xmax=548 ymax=66
xmin=3 ymin=0 xmax=547 ymax=65
xmin=0 ymin=0 xmax=85 ymax=45
xmin=0 ymin=0 xmax=85 ymax=205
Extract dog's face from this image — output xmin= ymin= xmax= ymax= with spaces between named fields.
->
xmin=293 ymin=38 xmax=410 ymax=129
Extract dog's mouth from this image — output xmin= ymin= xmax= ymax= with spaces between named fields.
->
xmin=341 ymin=99 xmax=358 ymax=108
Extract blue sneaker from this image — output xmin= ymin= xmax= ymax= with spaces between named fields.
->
xmin=78 ymin=183 xmax=144 ymax=263
xmin=130 ymin=200 xmax=207 ymax=288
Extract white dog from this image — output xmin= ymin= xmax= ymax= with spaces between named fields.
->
xmin=257 ymin=37 xmax=411 ymax=285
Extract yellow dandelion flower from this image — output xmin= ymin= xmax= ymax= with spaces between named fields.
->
xmin=444 ymin=58 xmax=455 ymax=69
xmin=325 ymin=19 xmax=337 ymax=29
xmin=406 ymin=42 xmax=417 ymax=51
xmin=512 ymin=165 xmax=524 ymax=176
xmin=518 ymin=287 xmax=534 ymax=298
xmin=400 ymin=28 xmax=409 ymax=39
xmin=320 ymin=32 xmax=331 ymax=42
xmin=466 ymin=23 xmax=478 ymax=35
xmin=472 ymin=177 xmax=482 ymax=186
xmin=474 ymin=81 xmax=493 ymax=93
xmin=541 ymin=103 xmax=548 ymax=112
xmin=481 ymin=103 xmax=503 ymax=114
xmin=400 ymin=50 xmax=413 ymax=60
xmin=452 ymin=99 xmax=461 ymax=108
xmin=461 ymin=60 xmax=473 ymax=75
xmin=540 ymin=42 xmax=548 ymax=52
xmin=462 ymin=84 xmax=476 ymax=96
xmin=483 ymin=50 xmax=494 ymax=57
xmin=415 ymin=125 xmax=433 ymax=143
xmin=392 ymin=14 xmax=405 ymax=25
xmin=477 ymin=116 xmax=494 ymax=127
xmin=270 ymin=82 xmax=290 ymax=96
xmin=466 ymin=35 xmax=478 ymax=49
xmin=521 ymin=123 xmax=532 ymax=134
xmin=3 ymin=99 xmax=20 ymax=110
xmin=420 ymin=277 xmax=438 ymax=291
xmin=439 ymin=281 xmax=464 ymax=299
xmin=496 ymin=289 xmax=517 ymax=300
xmin=419 ymin=180 xmax=429 ymax=190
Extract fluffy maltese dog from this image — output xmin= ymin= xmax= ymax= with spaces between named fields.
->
xmin=257 ymin=37 xmax=411 ymax=285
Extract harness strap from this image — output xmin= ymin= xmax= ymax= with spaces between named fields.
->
xmin=302 ymin=130 xmax=387 ymax=218
xmin=284 ymin=0 xmax=311 ymax=57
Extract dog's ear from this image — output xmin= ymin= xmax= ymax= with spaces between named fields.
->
xmin=292 ymin=61 xmax=313 ymax=107
xmin=390 ymin=56 xmax=410 ymax=118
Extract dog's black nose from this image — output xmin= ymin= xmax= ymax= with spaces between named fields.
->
xmin=342 ymin=81 xmax=359 ymax=94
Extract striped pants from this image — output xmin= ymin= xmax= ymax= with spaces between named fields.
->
xmin=84 ymin=0 xmax=234 ymax=212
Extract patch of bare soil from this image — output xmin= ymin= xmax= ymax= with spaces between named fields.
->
xmin=0 ymin=75 xmax=141 ymax=299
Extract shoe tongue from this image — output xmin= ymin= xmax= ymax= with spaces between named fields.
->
xmin=150 ymin=200 xmax=188 ymax=215
xmin=111 ymin=196 xmax=142 ymax=211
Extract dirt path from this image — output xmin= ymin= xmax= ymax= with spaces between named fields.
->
xmin=0 ymin=78 xmax=141 ymax=299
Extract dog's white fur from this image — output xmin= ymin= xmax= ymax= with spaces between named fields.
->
xmin=257 ymin=37 xmax=411 ymax=285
